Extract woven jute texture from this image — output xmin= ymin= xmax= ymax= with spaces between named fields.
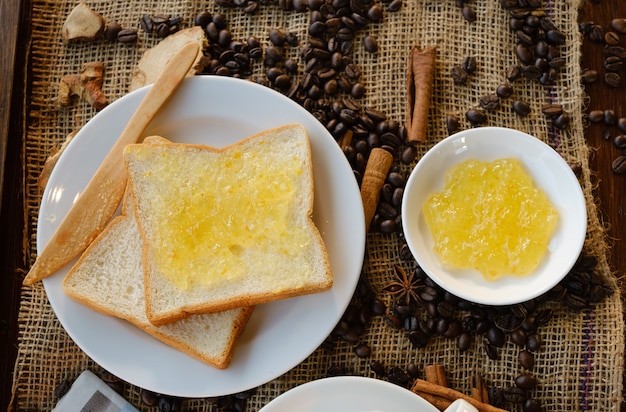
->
xmin=11 ymin=0 xmax=624 ymax=411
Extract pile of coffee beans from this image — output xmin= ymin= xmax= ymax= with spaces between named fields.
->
xmin=139 ymin=14 xmax=184 ymax=38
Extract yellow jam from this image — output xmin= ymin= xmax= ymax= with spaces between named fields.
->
xmin=135 ymin=141 xmax=311 ymax=290
xmin=422 ymin=158 xmax=559 ymax=281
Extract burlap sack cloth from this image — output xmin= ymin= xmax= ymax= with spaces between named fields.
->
xmin=10 ymin=0 xmax=625 ymax=410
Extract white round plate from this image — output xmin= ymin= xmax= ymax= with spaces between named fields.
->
xmin=39 ymin=76 xmax=365 ymax=397
xmin=259 ymin=376 xmax=439 ymax=412
xmin=401 ymin=127 xmax=586 ymax=306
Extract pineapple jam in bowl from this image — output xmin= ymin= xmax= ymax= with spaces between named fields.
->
xmin=401 ymin=127 xmax=586 ymax=306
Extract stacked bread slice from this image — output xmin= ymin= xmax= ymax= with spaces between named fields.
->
xmin=62 ymin=124 xmax=332 ymax=368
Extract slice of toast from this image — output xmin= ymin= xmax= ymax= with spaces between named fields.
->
xmin=63 ymin=176 xmax=252 ymax=370
xmin=124 ymin=124 xmax=332 ymax=325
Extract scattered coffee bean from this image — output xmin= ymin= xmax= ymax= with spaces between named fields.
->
xmin=618 ymin=117 xmax=626 ymax=133
xmin=496 ymin=83 xmax=514 ymax=98
xmin=519 ymin=350 xmax=535 ymax=369
xmin=462 ymin=56 xmax=477 ymax=74
xmin=613 ymin=135 xmax=626 ymax=149
xmin=363 ymin=35 xmax=378 ymax=53
xmin=466 ymin=108 xmax=487 ymax=125
xmin=541 ymin=103 xmax=563 ymax=118
xmin=605 ymin=72 xmax=621 ymax=88
xmin=479 ymin=94 xmax=500 ymax=111
xmin=554 ymin=113 xmax=571 ymax=130
xmin=604 ymin=55 xmax=623 ymax=72
xmin=515 ymin=373 xmax=538 ymax=390
xmin=450 ymin=65 xmax=469 ymax=85
xmin=588 ymin=109 xmax=604 ymax=123
xmin=446 ymin=114 xmax=461 ymax=134
xmin=612 ymin=17 xmax=626 ymax=34
xmin=513 ymin=100 xmax=531 ymax=116
xmin=605 ymin=31 xmax=621 ymax=46
xmin=354 ymin=343 xmax=371 ymax=358
xmin=612 ymin=156 xmax=626 ymax=174
xmin=117 ymin=28 xmax=138 ymax=43
xmin=104 ymin=22 xmax=122 ymax=41
xmin=581 ymin=68 xmax=599 ymax=84
xmin=462 ymin=5 xmax=476 ymax=23
xmin=604 ymin=109 xmax=618 ymax=126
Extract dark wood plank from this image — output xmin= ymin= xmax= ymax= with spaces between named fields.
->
xmin=0 ymin=0 xmax=29 ymax=410
xmin=579 ymin=3 xmax=626 ymax=293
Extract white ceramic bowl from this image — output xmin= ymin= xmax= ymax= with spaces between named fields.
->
xmin=401 ymin=127 xmax=586 ymax=306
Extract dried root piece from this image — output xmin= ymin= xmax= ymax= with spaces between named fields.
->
xmin=38 ymin=130 xmax=78 ymax=191
xmin=62 ymin=2 xmax=106 ymax=43
xmin=58 ymin=62 xmax=107 ymax=110
xmin=129 ymin=26 xmax=207 ymax=91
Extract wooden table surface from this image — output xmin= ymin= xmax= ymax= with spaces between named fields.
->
xmin=1 ymin=0 xmax=624 ymax=410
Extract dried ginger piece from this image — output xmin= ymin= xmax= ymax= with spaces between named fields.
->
xmin=61 ymin=2 xmax=105 ymax=43
xmin=129 ymin=27 xmax=207 ymax=91
xmin=58 ymin=62 xmax=107 ymax=110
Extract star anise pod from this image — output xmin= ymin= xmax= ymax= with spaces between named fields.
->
xmin=383 ymin=264 xmax=423 ymax=306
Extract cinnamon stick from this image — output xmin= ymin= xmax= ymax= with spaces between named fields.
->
xmin=425 ymin=364 xmax=448 ymax=387
xmin=411 ymin=379 xmax=508 ymax=412
xmin=406 ymin=45 xmax=436 ymax=143
xmin=471 ymin=374 xmax=489 ymax=403
xmin=360 ymin=148 xmax=394 ymax=232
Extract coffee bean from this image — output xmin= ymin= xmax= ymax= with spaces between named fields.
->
xmin=406 ymin=363 xmax=420 ymax=379
xmin=581 ymin=68 xmax=599 ymax=84
xmin=526 ymin=332 xmax=542 ymax=351
xmin=462 ymin=56 xmax=477 ymax=74
xmin=479 ymin=94 xmax=500 ymax=111
xmin=605 ymin=45 xmax=626 ymax=60
xmin=589 ymin=24 xmax=604 ymax=43
xmin=370 ymin=360 xmax=386 ymax=377
xmin=457 ymin=331 xmax=473 ymax=351
xmin=466 ymin=108 xmax=487 ymax=125
xmin=487 ymin=326 xmax=505 ymax=347
xmin=604 ymin=55 xmax=623 ymax=72
xmin=507 ymin=64 xmax=523 ymax=81
xmin=104 ymin=22 xmax=122 ymax=41
xmin=141 ymin=389 xmax=159 ymax=406
xmin=541 ymin=103 xmax=563 ymax=118
xmin=515 ymin=373 xmax=537 ymax=390
xmin=523 ymin=399 xmax=542 ymax=412
xmin=354 ymin=343 xmax=371 ymax=358
xmin=446 ymin=114 xmax=460 ymax=134
xmin=363 ymin=35 xmax=378 ymax=53
xmin=503 ymin=386 xmax=527 ymax=404
xmin=554 ymin=113 xmax=570 ymax=130
xmin=400 ymin=146 xmax=417 ymax=164
xmin=612 ymin=156 xmax=626 ymax=174
xmin=513 ymin=100 xmax=531 ymax=116
xmin=408 ymin=330 xmax=429 ymax=348
xmin=496 ymin=83 xmax=513 ymax=98
xmin=510 ymin=329 xmax=527 ymax=347
xmin=604 ymin=109 xmax=618 ymax=125
xmin=518 ymin=349 xmax=535 ymax=369
xmin=462 ymin=5 xmax=476 ymax=22
xmin=605 ymin=72 xmax=621 ymax=88
xmin=515 ymin=44 xmax=534 ymax=65
xmin=117 ymin=28 xmax=138 ymax=43
xmin=605 ymin=31 xmax=621 ymax=46
xmin=140 ymin=14 xmax=154 ymax=33
xmin=387 ymin=0 xmax=403 ymax=13
xmin=485 ymin=343 xmax=499 ymax=360
xmin=450 ymin=65 xmax=469 ymax=85
xmin=618 ymin=118 xmax=626 ymax=133
xmin=588 ymin=110 xmax=603 ymax=123
xmin=612 ymin=17 xmax=626 ymax=34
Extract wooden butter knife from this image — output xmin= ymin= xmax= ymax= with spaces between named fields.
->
xmin=23 ymin=41 xmax=200 ymax=285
